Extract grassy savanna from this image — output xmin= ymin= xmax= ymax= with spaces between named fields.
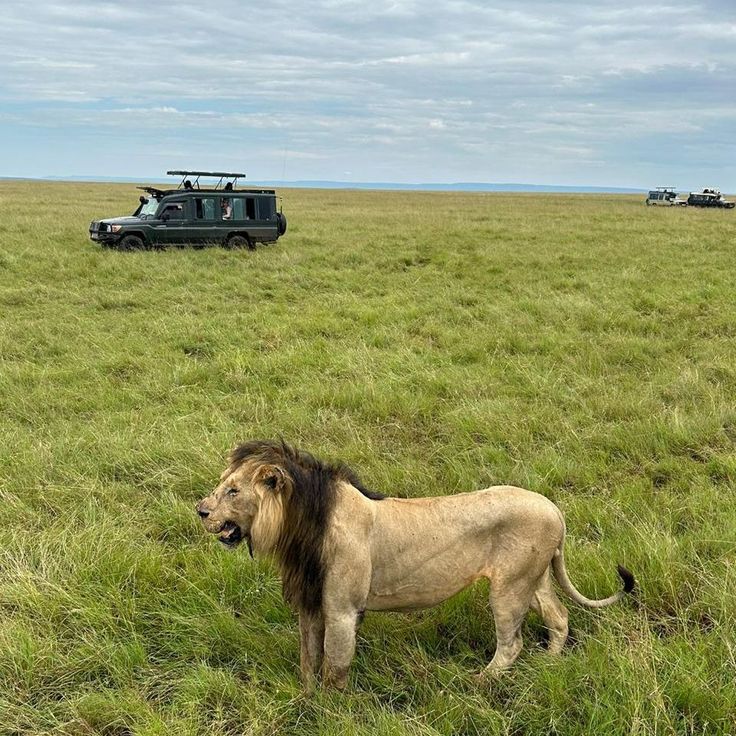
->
xmin=0 ymin=180 xmax=735 ymax=735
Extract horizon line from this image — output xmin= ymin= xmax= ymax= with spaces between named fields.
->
xmin=1 ymin=174 xmax=649 ymax=193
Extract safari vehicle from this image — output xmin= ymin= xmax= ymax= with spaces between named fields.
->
xmin=645 ymin=187 xmax=687 ymax=206
xmin=89 ymin=170 xmax=287 ymax=250
xmin=686 ymin=188 xmax=735 ymax=209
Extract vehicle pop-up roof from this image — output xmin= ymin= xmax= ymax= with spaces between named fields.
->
xmin=167 ymin=170 xmax=246 ymax=190
xmin=136 ymin=170 xmax=276 ymax=199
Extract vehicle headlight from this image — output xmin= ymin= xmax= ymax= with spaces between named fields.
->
xmin=110 ymin=225 xmax=122 ymax=233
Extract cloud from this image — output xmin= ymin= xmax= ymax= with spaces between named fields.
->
xmin=0 ymin=0 xmax=734 ymax=187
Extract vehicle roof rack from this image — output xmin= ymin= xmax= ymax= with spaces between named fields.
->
xmin=136 ymin=186 xmax=166 ymax=197
xmin=654 ymin=186 xmax=677 ymax=192
xmin=166 ymin=170 xmax=246 ymax=191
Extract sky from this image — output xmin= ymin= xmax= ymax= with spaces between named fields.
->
xmin=0 ymin=0 xmax=734 ymax=189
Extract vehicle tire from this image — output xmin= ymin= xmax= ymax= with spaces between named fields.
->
xmin=225 ymin=234 xmax=254 ymax=250
xmin=276 ymin=212 xmax=287 ymax=235
xmin=117 ymin=234 xmax=145 ymax=251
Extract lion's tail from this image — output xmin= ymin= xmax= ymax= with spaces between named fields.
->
xmin=551 ymin=537 xmax=635 ymax=609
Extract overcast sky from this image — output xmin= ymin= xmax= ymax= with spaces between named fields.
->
xmin=1 ymin=0 xmax=734 ymax=188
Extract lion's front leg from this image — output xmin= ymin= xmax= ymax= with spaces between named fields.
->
xmin=322 ymin=611 xmax=359 ymax=690
xmin=299 ymin=611 xmax=325 ymax=694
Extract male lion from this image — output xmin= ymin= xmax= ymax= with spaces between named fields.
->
xmin=197 ymin=440 xmax=635 ymax=691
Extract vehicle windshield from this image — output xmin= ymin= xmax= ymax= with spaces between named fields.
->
xmin=136 ymin=197 xmax=160 ymax=219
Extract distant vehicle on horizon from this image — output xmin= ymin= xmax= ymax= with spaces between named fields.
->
xmin=686 ymin=188 xmax=735 ymax=209
xmin=645 ymin=187 xmax=688 ymax=206
xmin=89 ymin=170 xmax=287 ymax=250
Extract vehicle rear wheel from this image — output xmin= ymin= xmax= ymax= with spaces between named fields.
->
xmin=225 ymin=235 xmax=255 ymax=250
xmin=276 ymin=212 xmax=287 ymax=235
xmin=117 ymin=234 xmax=145 ymax=251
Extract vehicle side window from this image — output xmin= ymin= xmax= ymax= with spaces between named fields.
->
xmin=258 ymin=198 xmax=275 ymax=220
xmin=195 ymin=198 xmax=216 ymax=220
xmin=161 ymin=201 xmax=186 ymax=220
xmin=232 ymin=198 xmax=256 ymax=220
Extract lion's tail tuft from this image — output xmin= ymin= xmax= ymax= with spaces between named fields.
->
xmin=617 ymin=564 xmax=636 ymax=594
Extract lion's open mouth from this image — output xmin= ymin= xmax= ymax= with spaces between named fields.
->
xmin=218 ymin=521 xmax=243 ymax=547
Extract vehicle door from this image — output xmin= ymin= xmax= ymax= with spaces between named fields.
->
xmin=151 ymin=199 xmax=190 ymax=244
xmin=191 ymin=196 xmax=220 ymax=244
xmin=216 ymin=195 xmax=237 ymax=241
xmin=258 ymin=196 xmax=279 ymax=241
xmin=233 ymin=195 xmax=276 ymax=241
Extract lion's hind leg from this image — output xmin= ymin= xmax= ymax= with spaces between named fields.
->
xmin=482 ymin=574 xmax=538 ymax=674
xmin=530 ymin=568 xmax=568 ymax=655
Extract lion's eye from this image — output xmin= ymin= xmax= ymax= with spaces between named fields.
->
xmin=226 ymin=487 xmax=239 ymax=496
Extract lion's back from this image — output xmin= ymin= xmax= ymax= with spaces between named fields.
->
xmin=479 ymin=485 xmax=565 ymax=539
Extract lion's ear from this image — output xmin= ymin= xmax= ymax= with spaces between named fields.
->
xmin=259 ymin=465 xmax=286 ymax=492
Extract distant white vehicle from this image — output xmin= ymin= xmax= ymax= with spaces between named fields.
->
xmin=645 ymin=187 xmax=688 ymax=206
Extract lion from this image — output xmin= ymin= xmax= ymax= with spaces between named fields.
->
xmin=197 ymin=440 xmax=635 ymax=691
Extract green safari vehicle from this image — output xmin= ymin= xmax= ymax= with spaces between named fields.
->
xmin=89 ymin=170 xmax=287 ymax=250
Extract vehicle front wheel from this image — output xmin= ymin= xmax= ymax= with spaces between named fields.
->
xmin=117 ymin=234 xmax=145 ymax=251
xmin=225 ymin=235 xmax=255 ymax=250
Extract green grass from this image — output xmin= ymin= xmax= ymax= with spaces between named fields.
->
xmin=0 ymin=181 xmax=735 ymax=734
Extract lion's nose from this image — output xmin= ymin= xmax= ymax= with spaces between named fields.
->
xmin=197 ymin=505 xmax=210 ymax=519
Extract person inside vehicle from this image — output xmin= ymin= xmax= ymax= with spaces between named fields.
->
xmin=221 ymin=198 xmax=232 ymax=220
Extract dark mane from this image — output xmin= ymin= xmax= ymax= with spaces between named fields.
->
xmin=229 ymin=440 xmax=385 ymax=613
